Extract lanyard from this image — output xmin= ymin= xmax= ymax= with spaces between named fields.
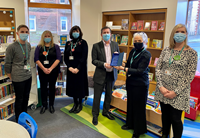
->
xmin=18 ymin=41 xmax=28 ymax=60
xmin=44 ymin=45 xmax=51 ymax=60
xmin=71 ymin=39 xmax=79 ymax=52
xmin=169 ymin=45 xmax=185 ymax=67
xmin=130 ymin=48 xmax=145 ymax=65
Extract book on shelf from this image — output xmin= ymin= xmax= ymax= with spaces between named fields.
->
xmin=144 ymin=22 xmax=151 ymax=30
xmin=131 ymin=22 xmax=137 ymax=30
xmin=110 ymin=26 xmax=121 ymax=30
xmin=111 ymin=34 xmax=121 ymax=44
xmin=106 ymin=21 xmax=113 ymax=28
xmin=119 ymin=70 xmax=126 ymax=76
xmin=121 ymin=19 xmax=129 ymax=30
xmin=151 ymin=21 xmax=158 ymax=31
xmin=158 ymin=22 xmax=165 ymax=31
xmin=131 ymin=38 xmax=133 ymax=46
xmin=148 ymin=73 xmax=154 ymax=81
xmin=60 ymin=35 xmax=67 ymax=46
xmin=156 ymin=40 xmax=163 ymax=49
xmin=123 ymin=53 xmax=127 ymax=61
xmin=137 ymin=20 xmax=144 ymax=30
xmin=0 ymin=35 xmax=14 ymax=44
xmin=154 ymin=58 xmax=159 ymax=66
xmin=151 ymin=39 xmax=158 ymax=48
xmin=0 ymin=83 xmax=14 ymax=99
xmin=147 ymin=38 xmax=150 ymax=48
xmin=149 ymin=57 xmax=152 ymax=65
xmin=190 ymin=96 xmax=198 ymax=109
xmin=120 ymin=36 xmax=128 ymax=45
xmin=0 ymin=103 xmax=14 ymax=120
xmin=55 ymin=87 xmax=63 ymax=96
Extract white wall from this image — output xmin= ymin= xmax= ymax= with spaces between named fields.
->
xmin=72 ymin=0 xmax=80 ymax=26
xmin=101 ymin=0 xmax=179 ymax=49
xmin=80 ymin=0 xmax=102 ymax=71
xmin=0 ymin=0 xmax=26 ymax=31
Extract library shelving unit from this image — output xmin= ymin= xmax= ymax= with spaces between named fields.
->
xmin=103 ymin=8 xmax=167 ymax=136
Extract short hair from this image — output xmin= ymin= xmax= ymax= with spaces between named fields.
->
xmin=101 ymin=26 xmax=111 ymax=34
xmin=169 ymin=24 xmax=188 ymax=49
xmin=17 ymin=24 xmax=29 ymax=32
xmin=69 ymin=25 xmax=83 ymax=40
xmin=133 ymin=32 xmax=148 ymax=48
xmin=38 ymin=30 xmax=54 ymax=48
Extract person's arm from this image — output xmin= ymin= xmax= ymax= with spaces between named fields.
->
xmin=76 ymin=40 xmax=88 ymax=71
xmin=126 ymin=52 xmax=151 ymax=75
xmin=4 ymin=45 xmax=13 ymax=80
xmin=91 ymin=44 xmax=105 ymax=69
xmin=48 ymin=45 xmax=61 ymax=72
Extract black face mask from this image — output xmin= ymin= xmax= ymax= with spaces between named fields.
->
xmin=134 ymin=43 xmax=143 ymax=50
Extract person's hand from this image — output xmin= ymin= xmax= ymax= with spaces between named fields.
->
xmin=105 ymin=63 xmax=112 ymax=69
xmin=73 ymin=68 xmax=79 ymax=74
xmin=43 ymin=68 xmax=50 ymax=74
xmin=69 ymin=67 xmax=74 ymax=72
xmin=164 ymin=91 xmax=177 ymax=99
xmin=47 ymin=68 xmax=53 ymax=73
xmin=122 ymin=62 xmax=125 ymax=67
xmin=114 ymin=51 xmax=119 ymax=54
xmin=114 ymin=66 xmax=124 ymax=70
xmin=159 ymin=87 xmax=169 ymax=95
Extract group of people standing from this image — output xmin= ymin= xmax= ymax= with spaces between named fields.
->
xmin=5 ymin=23 xmax=197 ymax=138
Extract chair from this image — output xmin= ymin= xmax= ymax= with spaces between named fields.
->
xmin=18 ymin=112 xmax=38 ymax=138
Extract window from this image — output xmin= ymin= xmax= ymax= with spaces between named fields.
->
xmin=186 ymin=0 xmax=200 ymax=72
xmin=30 ymin=0 xmax=70 ymax=4
xmin=28 ymin=0 xmax=72 ymax=46
xmin=61 ymin=17 xmax=68 ymax=31
xmin=29 ymin=15 xmax=36 ymax=31
xmin=60 ymin=0 xmax=65 ymax=4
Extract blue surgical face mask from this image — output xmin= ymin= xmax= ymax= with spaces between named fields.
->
xmin=134 ymin=43 xmax=144 ymax=49
xmin=173 ymin=33 xmax=186 ymax=43
xmin=44 ymin=37 xmax=51 ymax=43
xmin=103 ymin=34 xmax=110 ymax=41
xmin=19 ymin=33 xmax=28 ymax=41
xmin=72 ymin=32 xmax=80 ymax=39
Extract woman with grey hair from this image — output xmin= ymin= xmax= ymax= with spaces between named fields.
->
xmin=114 ymin=32 xmax=151 ymax=138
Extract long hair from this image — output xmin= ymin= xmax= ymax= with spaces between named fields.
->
xmin=38 ymin=30 xmax=54 ymax=48
xmin=169 ymin=24 xmax=188 ymax=49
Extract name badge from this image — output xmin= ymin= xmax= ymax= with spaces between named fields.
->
xmin=128 ymin=74 xmax=131 ymax=77
xmin=165 ymin=70 xmax=171 ymax=75
xmin=24 ymin=64 xmax=31 ymax=71
xmin=69 ymin=56 xmax=74 ymax=60
xmin=44 ymin=60 xmax=49 ymax=65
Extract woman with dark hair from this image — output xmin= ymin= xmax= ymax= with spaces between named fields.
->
xmin=64 ymin=25 xmax=89 ymax=113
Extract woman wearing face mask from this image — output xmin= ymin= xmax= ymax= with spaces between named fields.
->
xmin=154 ymin=24 xmax=197 ymax=138
xmin=64 ymin=25 xmax=88 ymax=113
xmin=114 ymin=32 xmax=151 ymax=138
xmin=5 ymin=25 xmax=32 ymax=122
xmin=34 ymin=30 xmax=61 ymax=114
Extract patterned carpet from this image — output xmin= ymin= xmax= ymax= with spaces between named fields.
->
xmin=61 ymin=93 xmax=200 ymax=138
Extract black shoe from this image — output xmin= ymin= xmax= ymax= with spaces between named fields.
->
xmin=92 ymin=116 xmax=98 ymax=125
xmin=132 ymin=133 xmax=139 ymax=138
xmin=40 ymin=106 xmax=47 ymax=114
xmin=121 ymin=124 xmax=130 ymax=130
xmin=102 ymin=113 xmax=115 ymax=120
xmin=69 ymin=103 xmax=77 ymax=113
xmin=49 ymin=106 xmax=55 ymax=114
xmin=74 ymin=104 xmax=82 ymax=114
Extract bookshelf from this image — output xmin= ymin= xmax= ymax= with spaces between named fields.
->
xmin=103 ymin=8 xmax=167 ymax=136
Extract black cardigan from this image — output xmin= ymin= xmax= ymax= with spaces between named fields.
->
xmin=125 ymin=48 xmax=151 ymax=86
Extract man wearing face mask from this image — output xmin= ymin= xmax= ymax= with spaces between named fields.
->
xmin=114 ymin=32 xmax=151 ymax=138
xmin=5 ymin=25 xmax=32 ymax=122
xmin=91 ymin=26 xmax=119 ymax=125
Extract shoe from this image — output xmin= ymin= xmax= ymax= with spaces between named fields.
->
xmin=92 ymin=116 xmax=98 ymax=125
xmin=132 ymin=133 xmax=139 ymax=138
xmin=121 ymin=124 xmax=130 ymax=130
xmin=74 ymin=104 xmax=82 ymax=114
xmin=69 ymin=103 xmax=77 ymax=113
xmin=49 ymin=106 xmax=55 ymax=114
xmin=40 ymin=106 xmax=47 ymax=114
xmin=102 ymin=113 xmax=115 ymax=120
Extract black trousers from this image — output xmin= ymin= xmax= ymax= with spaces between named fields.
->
xmin=92 ymin=72 xmax=114 ymax=116
xmin=38 ymin=70 xmax=59 ymax=107
xmin=160 ymin=102 xmax=183 ymax=138
xmin=12 ymin=77 xmax=32 ymax=122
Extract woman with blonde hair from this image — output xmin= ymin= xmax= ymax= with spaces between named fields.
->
xmin=34 ymin=30 xmax=61 ymax=114
xmin=114 ymin=32 xmax=151 ymax=138
xmin=154 ymin=24 xmax=197 ymax=138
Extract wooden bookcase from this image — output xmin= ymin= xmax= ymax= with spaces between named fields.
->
xmin=103 ymin=9 xmax=167 ymax=136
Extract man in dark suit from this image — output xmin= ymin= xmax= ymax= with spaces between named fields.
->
xmin=91 ymin=26 xmax=119 ymax=125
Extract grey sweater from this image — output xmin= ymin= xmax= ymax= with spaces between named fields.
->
xmin=5 ymin=41 xmax=32 ymax=82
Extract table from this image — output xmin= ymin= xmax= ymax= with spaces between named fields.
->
xmin=0 ymin=120 xmax=30 ymax=138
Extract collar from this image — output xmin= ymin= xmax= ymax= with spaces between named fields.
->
xmin=102 ymin=40 xmax=111 ymax=46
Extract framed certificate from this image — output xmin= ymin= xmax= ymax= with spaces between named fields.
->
xmin=110 ymin=52 xmax=124 ymax=66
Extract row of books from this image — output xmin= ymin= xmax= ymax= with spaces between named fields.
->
xmin=190 ymin=96 xmax=198 ymax=109
xmin=0 ymin=62 xmax=6 ymax=77
xmin=0 ymin=103 xmax=14 ymax=120
xmin=55 ymin=87 xmax=63 ymax=96
xmin=57 ymin=66 xmax=66 ymax=81
xmin=149 ymin=57 xmax=159 ymax=66
xmin=111 ymin=34 xmax=129 ymax=45
xmin=0 ymin=35 xmax=14 ymax=44
xmin=150 ymin=39 xmax=163 ymax=49
xmin=110 ymin=108 xmax=127 ymax=120
xmin=146 ymin=91 xmax=161 ymax=114
xmin=0 ymin=83 xmax=14 ymax=99
xmin=131 ymin=21 xmax=165 ymax=31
